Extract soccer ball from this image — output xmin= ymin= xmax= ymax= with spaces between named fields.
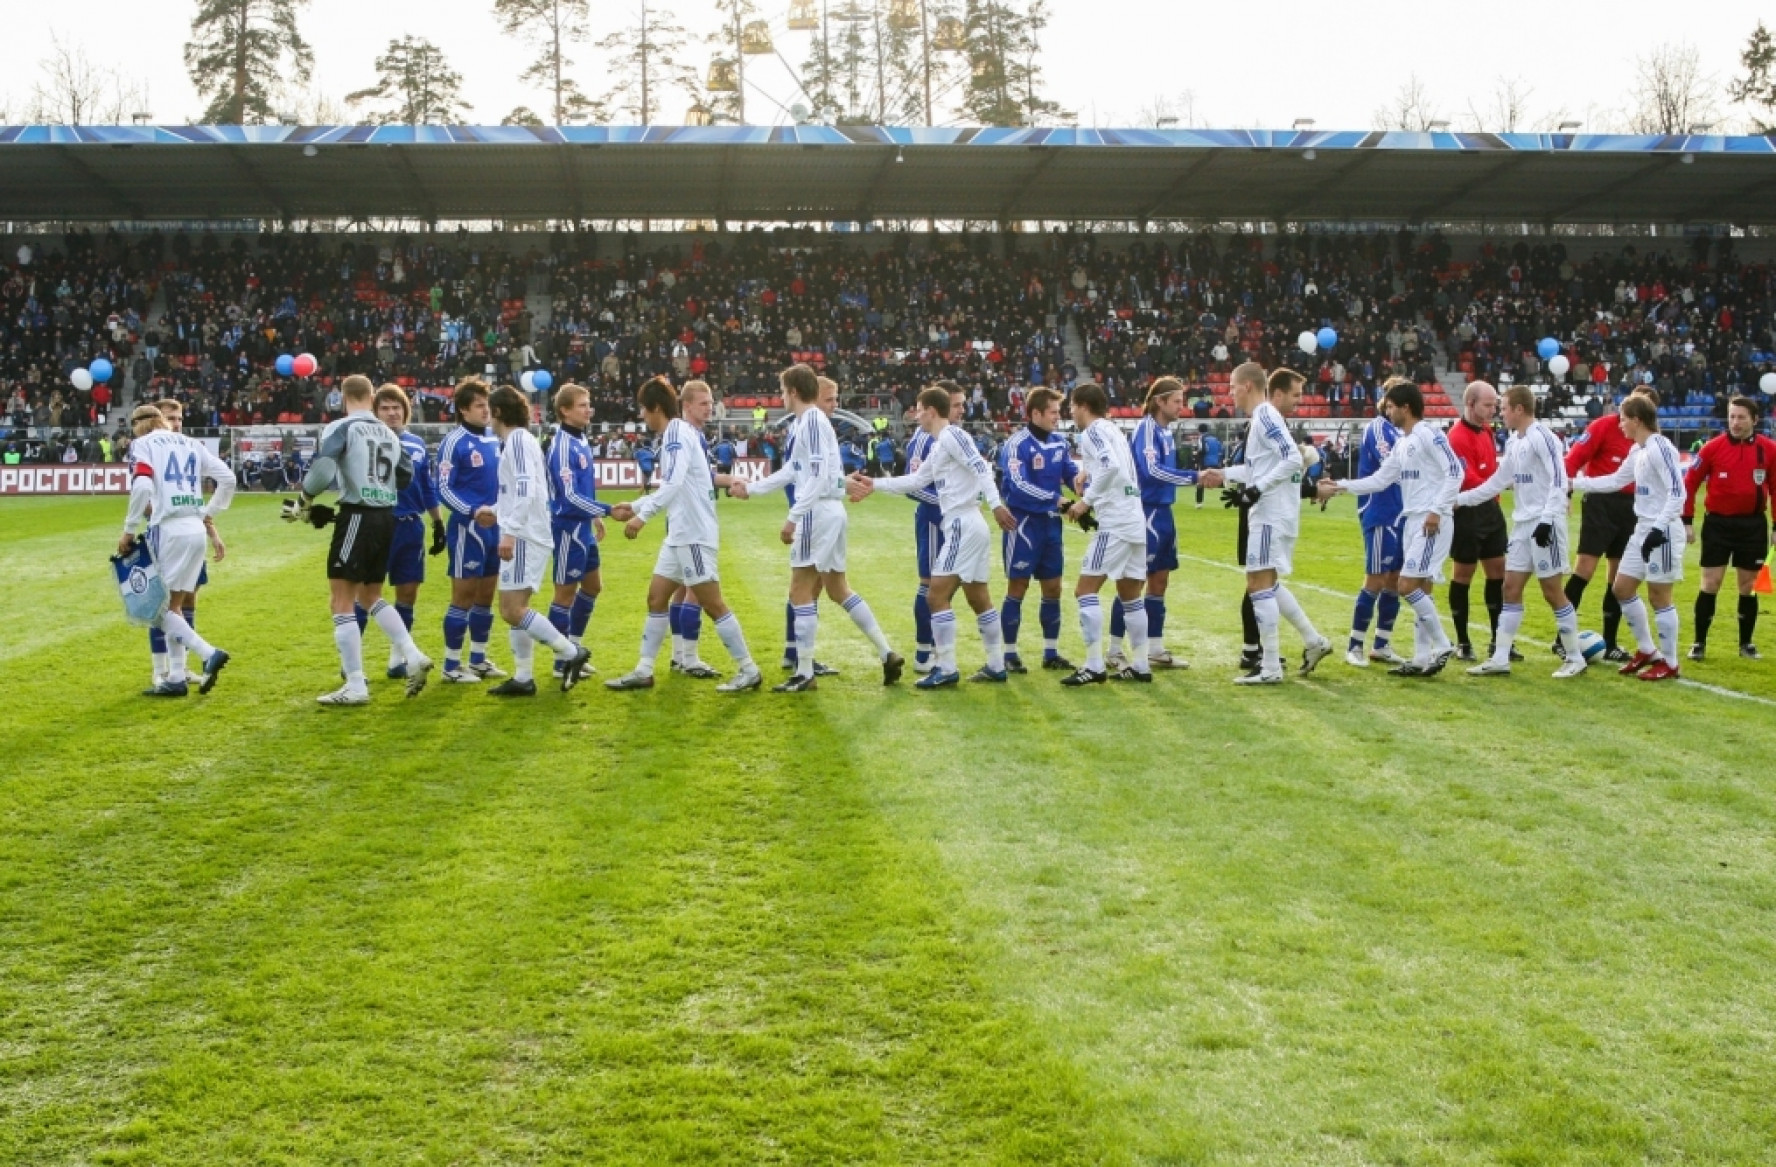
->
xmin=1577 ymin=630 xmax=1606 ymax=661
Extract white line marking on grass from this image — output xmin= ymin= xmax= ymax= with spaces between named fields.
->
xmin=1675 ymin=678 xmax=1776 ymax=708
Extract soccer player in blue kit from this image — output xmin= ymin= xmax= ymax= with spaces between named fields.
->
xmin=372 ymin=384 xmax=446 ymax=680
xmin=1344 ymin=376 xmax=1409 ymax=668
xmin=1110 ymin=376 xmax=1194 ymax=670
xmin=546 ymin=382 xmax=611 ymax=677
xmin=435 ymin=377 xmax=505 ymax=682
xmin=996 ymin=386 xmax=1078 ymax=672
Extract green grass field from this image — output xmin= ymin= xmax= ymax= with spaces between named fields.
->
xmin=5 ymin=489 xmax=1776 ymax=1165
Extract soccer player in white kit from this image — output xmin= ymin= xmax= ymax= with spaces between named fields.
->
xmin=849 ymin=385 xmax=1018 ymax=688
xmin=1324 ymin=380 xmax=1463 ymax=677
xmin=606 ymin=377 xmax=763 ymax=693
xmin=147 ymin=398 xmax=227 ymax=688
xmin=1060 ymin=381 xmax=1153 ymax=686
xmin=1571 ymin=393 xmax=1689 ymax=681
xmin=485 ymin=384 xmax=593 ymax=696
xmin=117 ymin=406 xmax=235 ymax=697
xmin=1200 ymin=366 xmax=1333 ymax=684
xmin=731 ymin=363 xmax=904 ymax=691
xmin=1454 ymin=385 xmax=1588 ymax=678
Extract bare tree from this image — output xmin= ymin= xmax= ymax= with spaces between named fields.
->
xmin=1136 ymin=90 xmax=1199 ymax=128
xmin=29 ymin=32 xmax=152 ymax=124
xmin=1627 ymin=43 xmax=1720 ymax=134
xmin=1463 ymin=76 xmax=1536 ymax=133
xmin=1372 ymin=73 xmax=1439 ymax=131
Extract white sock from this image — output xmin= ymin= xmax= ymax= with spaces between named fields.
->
xmin=509 ymin=627 xmax=535 ymax=683
xmin=519 ymin=609 xmax=572 ymax=655
xmin=332 ymin=613 xmax=365 ymax=687
xmin=637 ymin=611 xmax=670 ymax=675
xmin=159 ymin=610 xmax=214 ymax=676
xmin=1121 ymin=599 xmax=1149 ymax=672
xmin=1252 ymin=588 xmax=1281 ymax=674
xmin=1493 ymin=603 xmax=1524 ymax=664
xmin=978 ymin=609 xmax=1004 ymax=672
xmin=1404 ymin=589 xmax=1443 ymax=662
xmin=671 ymin=633 xmax=686 ymax=667
xmin=1620 ymin=594 xmax=1656 ymax=655
xmin=713 ymin=611 xmax=754 ymax=671
xmin=1553 ymin=602 xmax=1580 ymax=657
xmin=1274 ymin=585 xmax=1322 ymax=645
xmin=151 ymin=650 xmax=169 ymax=681
xmin=794 ymin=603 xmax=819 ymax=679
xmin=1078 ymin=595 xmax=1104 ymax=672
xmin=369 ymin=599 xmax=423 ymax=667
xmin=842 ymin=593 xmax=892 ymax=659
xmin=931 ymin=609 xmax=959 ymax=673
xmin=1654 ymin=604 xmax=1679 ymax=666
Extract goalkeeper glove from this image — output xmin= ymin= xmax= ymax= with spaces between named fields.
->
xmin=1220 ymin=486 xmax=1244 ymax=509
xmin=308 ymin=503 xmax=336 ymax=529
xmin=1238 ymin=486 xmax=1262 ymax=509
xmin=280 ymin=497 xmax=309 ymax=524
xmin=429 ymin=517 xmax=447 ymax=556
xmin=1076 ymin=508 xmax=1099 ymax=532
xmin=1533 ymin=522 xmax=1553 ymax=548
xmin=1640 ymin=527 xmax=1667 ymax=559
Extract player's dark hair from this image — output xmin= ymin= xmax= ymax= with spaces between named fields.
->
xmin=637 ymin=375 xmax=680 ymax=419
xmin=454 ymin=377 xmax=490 ymax=414
xmin=1729 ymin=395 xmax=1759 ymax=419
xmin=1072 ymin=381 xmax=1109 ymax=418
xmin=917 ymin=386 xmax=952 ymax=418
xmin=781 ymin=363 xmax=820 ymax=403
xmin=1026 ymin=386 xmax=1061 ymax=417
xmin=1144 ymin=376 xmax=1185 ymax=416
xmin=1383 ymin=380 xmax=1425 ymax=419
xmin=1267 ymin=367 xmax=1306 ymax=396
xmin=374 ymin=383 xmax=411 ymax=424
xmin=935 ymin=379 xmax=966 ymax=402
xmin=1621 ymin=395 xmax=1659 ymax=431
xmin=488 ymin=384 xmax=530 ymax=428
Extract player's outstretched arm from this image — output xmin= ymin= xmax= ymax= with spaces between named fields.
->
xmin=1573 ymin=447 xmax=1638 ymax=495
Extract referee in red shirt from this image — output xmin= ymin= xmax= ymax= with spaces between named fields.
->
xmin=1563 ymin=384 xmax=1659 ymax=661
xmin=1682 ymin=395 xmax=1776 ymax=660
xmin=1446 ymin=381 xmax=1509 ymax=660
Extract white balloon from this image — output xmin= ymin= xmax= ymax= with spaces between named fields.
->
xmin=1297 ymin=330 xmax=1318 ymax=355
xmin=520 ymin=370 xmax=536 ymax=393
xmin=70 ymin=368 xmax=94 ymax=391
xmin=1761 ymin=372 xmax=1776 ymax=395
xmin=1548 ymin=355 xmax=1570 ymax=378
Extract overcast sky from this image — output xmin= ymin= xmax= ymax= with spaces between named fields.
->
xmin=5 ymin=1 xmax=1770 ymax=132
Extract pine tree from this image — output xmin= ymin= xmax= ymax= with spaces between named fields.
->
xmin=493 ymin=0 xmax=603 ymax=124
xmin=597 ymin=2 xmax=695 ymax=123
xmin=184 ymin=0 xmax=313 ymax=124
xmin=345 ymin=37 xmax=470 ymax=125
xmin=958 ymin=1 xmax=1063 ymax=126
xmin=1729 ymin=22 xmax=1776 ymax=133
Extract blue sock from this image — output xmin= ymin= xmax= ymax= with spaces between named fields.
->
xmin=467 ymin=605 xmax=494 ymax=664
xmin=668 ymin=602 xmax=685 ymax=640
xmin=914 ymin=585 xmax=933 ymax=658
xmin=683 ymin=604 xmax=702 ymax=646
xmin=548 ymin=603 xmax=572 ymax=639
xmin=149 ymin=626 xmax=167 ymax=654
xmin=1145 ymin=596 xmax=1166 ymax=641
xmin=395 ymin=602 xmax=415 ymax=632
xmin=1109 ymin=600 xmax=1125 ymax=641
xmin=784 ymin=600 xmax=798 ymax=661
xmin=1351 ymin=588 xmax=1377 ymax=650
xmin=1040 ymin=598 xmax=1061 ymax=654
xmin=444 ymin=605 xmax=469 ymax=664
xmin=1001 ymin=595 xmax=1023 ymax=651
xmin=353 ymin=603 xmax=368 ymax=633
xmin=570 ymin=592 xmax=595 ymax=637
xmin=1376 ymin=590 xmax=1400 ymax=650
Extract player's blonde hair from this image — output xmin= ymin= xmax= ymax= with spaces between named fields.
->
xmin=1144 ymin=376 xmax=1185 ymax=415
xmin=553 ymin=382 xmax=590 ymax=415
xmin=1230 ymin=361 xmax=1267 ymax=392
xmin=1503 ymin=385 xmax=1536 ymax=413
xmin=341 ymin=375 xmax=375 ymax=405
xmin=131 ymin=405 xmax=169 ymax=435
xmin=155 ymin=398 xmax=183 ymax=416
xmin=681 ymin=379 xmax=712 ymax=406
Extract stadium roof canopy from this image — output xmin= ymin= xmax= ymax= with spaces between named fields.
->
xmin=2 ymin=124 xmax=1775 ymax=226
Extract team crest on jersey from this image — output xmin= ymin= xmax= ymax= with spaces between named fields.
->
xmin=909 ymin=457 xmax=922 ymax=471
xmin=1032 ymin=454 xmax=1045 ymax=470
xmin=470 ymin=452 xmax=484 ymax=467
xmin=1756 ymin=469 xmax=1767 ymax=485
xmin=578 ymin=453 xmax=588 ymax=469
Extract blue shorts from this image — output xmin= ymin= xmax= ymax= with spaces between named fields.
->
xmin=552 ymin=517 xmax=602 ymax=586
xmin=1003 ymin=510 xmax=1065 ymax=581
xmin=197 ymin=561 xmax=208 ymax=588
xmin=914 ymin=504 xmax=946 ymax=579
xmin=387 ymin=515 xmax=427 ymax=586
xmin=446 ymin=515 xmax=501 ymax=579
xmin=1144 ymin=505 xmax=1179 ymax=574
xmin=1363 ymin=521 xmax=1404 ymax=576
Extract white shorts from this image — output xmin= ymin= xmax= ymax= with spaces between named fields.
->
xmin=1506 ymin=517 xmax=1571 ymax=578
xmin=1082 ymin=531 xmax=1146 ymax=582
xmin=653 ymin=542 xmax=720 ymax=587
xmin=1244 ymin=522 xmax=1296 ymax=577
xmin=1620 ymin=520 xmax=1686 ymax=585
xmin=790 ymin=503 xmax=848 ymax=573
xmin=498 ymin=536 xmax=550 ymax=593
xmin=149 ymin=525 xmax=207 ymax=592
xmin=931 ymin=510 xmax=992 ymax=584
xmin=1400 ymin=514 xmax=1456 ymax=583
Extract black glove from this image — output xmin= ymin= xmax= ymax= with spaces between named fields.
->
xmin=1239 ymin=486 xmax=1262 ymax=509
xmin=1220 ymin=486 xmax=1245 ymax=509
xmin=1076 ymin=508 xmax=1099 ymax=532
xmin=429 ymin=516 xmax=447 ymax=556
xmin=308 ymin=502 xmax=336 ymax=529
xmin=1640 ymin=527 xmax=1667 ymax=559
xmin=1533 ymin=522 xmax=1553 ymax=548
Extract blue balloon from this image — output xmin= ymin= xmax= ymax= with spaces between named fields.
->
xmin=533 ymin=369 xmax=554 ymax=392
xmin=1315 ymin=327 xmax=1338 ymax=351
xmin=89 ymin=358 xmax=114 ymax=383
xmin=1536 ymin=337 xmax=1559 ymax=361
xmin=276 ymin=353 xmax=295 ymax=376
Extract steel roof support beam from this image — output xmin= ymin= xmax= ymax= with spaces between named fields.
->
xmin=53 ymin=147 xmax=141 ymax=219
xmin=852 ymin=145 xmax=899 ymax=224
xmin=1138 ymin=151 xmax=1221 ymax=221
xmin=222 ymin=145 xmax=289 ymax=221
xmin=1544 ymin=155 xmax=1681 ymax=223
xmin=384 ymin=147 xmax=438 ymax=224
xmin=1271 ymin=149 xmax=1383 ymax=220
xmin=1409 ymin=152 xmax=1537 ymax=221
xmin=999 ymin=147 xmax=1059 ymax=221
xmin=556 ymin=145 xmax=587 ymax=224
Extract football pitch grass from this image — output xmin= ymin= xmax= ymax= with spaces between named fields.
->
xmin=4 ymin=491 xmax=1776 ymax=1165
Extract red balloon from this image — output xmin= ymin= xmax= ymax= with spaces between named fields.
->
xmin=292 ymin=353 xmax=318 ymax=377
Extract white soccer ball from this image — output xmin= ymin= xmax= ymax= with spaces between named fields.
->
xmin=1577 ymin=629 xmax=1606 ymax=661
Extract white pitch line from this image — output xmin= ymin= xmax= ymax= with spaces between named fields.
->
xmin=1179 ymin=553 xmax=1776 ymax=709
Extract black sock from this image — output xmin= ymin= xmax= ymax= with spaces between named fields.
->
xmin=1483 ymin=577 xmax=1504 ymax=640
xmin=1448 ymin=581 xmax=1471 ymax=647
xmin=1602 ymin=590 xmax=1622 ymax=650
xmin=1565 ymin=573 xmax=1590 ymax=610
xmin=1740 ymin=594 xmax=1760 ymax=648
xmin=1694 ymin=590 xmax=1717 ymax=645
xmin=1240 ymin=593 xmax=1259 ymax=652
